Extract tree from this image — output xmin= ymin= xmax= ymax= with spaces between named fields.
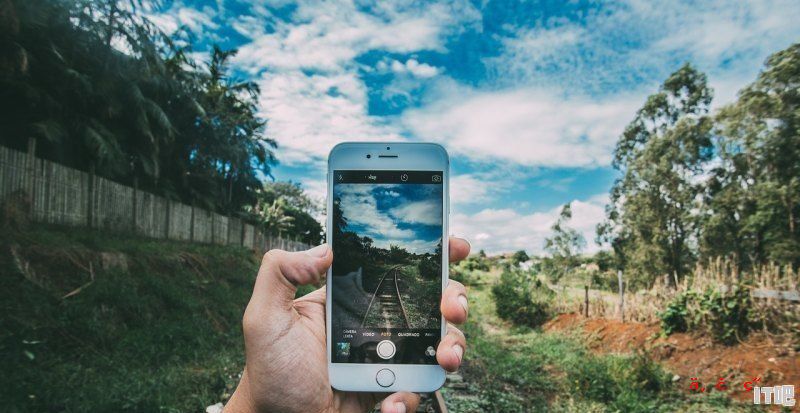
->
xmin=0 ymin=0 xmax=276 ymax=216
xmin=599 ymin=64 xmax=714 ymax=288
xmin=544 ymin=203 xmax=586 ymax=283
xmin=249 ymin=181 xmax=323 ymax=245
xmin=246 ymin=197 xmax=293 ymax=238
xmin=512 ymin=250 xmax=530 ymax=265
xmin=702 ymin=43 xmax=800 ymax=269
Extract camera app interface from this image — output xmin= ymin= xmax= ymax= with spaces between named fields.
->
xmin=331 ymin=170 xmax=443 ymax=364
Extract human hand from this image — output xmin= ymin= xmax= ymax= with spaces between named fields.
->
xmin=224 ymin=237 xmax=471 ymax=413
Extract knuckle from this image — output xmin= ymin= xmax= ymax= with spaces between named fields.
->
xmin=261 ymin=249 xmax=285 ymax=266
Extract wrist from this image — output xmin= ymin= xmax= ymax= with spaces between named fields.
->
xmin=223 ymin=369 xmax=259 ymax=413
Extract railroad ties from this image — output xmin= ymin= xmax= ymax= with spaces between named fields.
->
xmin=362 ymin=267 xmax=411 ymax=329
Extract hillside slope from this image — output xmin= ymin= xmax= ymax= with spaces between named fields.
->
xmin=0 ymin=225 xmax=259 ymax=412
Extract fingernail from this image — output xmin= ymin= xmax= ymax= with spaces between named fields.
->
xmin=453 ymin=344 xmax=464 ymax=362
xmin=393 ymin=402 xmax=406 ymax=413
xmin=457 ymin=295 xmax=468 ymax=313
xmin=307 ymin=244 xmax=329 ymax=258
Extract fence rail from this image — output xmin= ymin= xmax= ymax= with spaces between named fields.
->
xmin=0 ymin=144 xmax=310 ymax=253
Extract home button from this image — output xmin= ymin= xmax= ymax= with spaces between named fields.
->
xmin=376 ymin=369 xmax=395 ymax=387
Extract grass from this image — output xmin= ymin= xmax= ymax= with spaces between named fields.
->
xmin=0 ymin=224 xmax=258 ymax=413
xmin=446 ymin=282 xmax=759 ymax=412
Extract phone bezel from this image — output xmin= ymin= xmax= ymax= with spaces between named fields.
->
xmin=326 ymin=142 xmax=449 ymax=392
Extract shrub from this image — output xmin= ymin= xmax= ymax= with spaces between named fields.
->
xmin=658 ymin=284 xmax=753 ymax=344
xmin=590 ymin=270 xmax=620 ymax=291
xmin=417 ymin=255 xmax=439 ymax=279
xmin=449 ymin=266 xmax=474 ymax=285
xmin=658 ymin=292 xmax=690 ymax=335
xmin=492 ymin=270 xmax=553 ymax=327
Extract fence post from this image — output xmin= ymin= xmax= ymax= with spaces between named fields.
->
xmin=132 ymin=177 xmax=138 ymax=232
xmin=164 ymin=199 xmax=170 ymax=240
xmin=584 ymin=285 xmax=589 ymax=317
xmin=617 ymin=270 xmax=625 ymax=322
xmin=210 ymin=212 xmax=215 ymax=244
xmin=189 ymin=204 xmax=195 ymax=242
xmin=87 ymin=163 xmax=95 ymax=228
xmin=25 ymin=137 xmax=36 ymax=206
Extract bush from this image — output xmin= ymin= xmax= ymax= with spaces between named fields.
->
xmin=449 ymin=266 xmax=474 ymax=285
xmin=591 ymin=270 xmax=619 ymax=291
xmin=658 ymin=284 xmax=753 ymax=344
xmin=492 ymin=270 xmax=553 ymax=327
xmin=417 ymin=255 xmax=439 ymax=279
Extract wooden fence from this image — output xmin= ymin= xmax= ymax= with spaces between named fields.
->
xmin=0 ymin=145 xmax=310 ymax=253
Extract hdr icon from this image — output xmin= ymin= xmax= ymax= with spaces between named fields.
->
xmin=753 ymin=385 xmax=795 ymax=407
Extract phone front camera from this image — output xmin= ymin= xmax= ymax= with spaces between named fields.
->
xmin=366 ymin=154 xmax=371 ymax=159
xmin=386 ymin=146 xmax=390 ymax=150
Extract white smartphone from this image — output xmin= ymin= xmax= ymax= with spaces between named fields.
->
xmin=326 ymin=142 xmax=449 ymax=392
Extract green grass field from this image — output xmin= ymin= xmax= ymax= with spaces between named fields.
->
xmin=0 ymin=225 xmax=256 ymax=413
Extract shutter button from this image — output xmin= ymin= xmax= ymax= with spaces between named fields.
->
xmin=376 ymin=369 xmax=395 ymax=387
xmin=376 ymin=340 xmax=396 ymax=359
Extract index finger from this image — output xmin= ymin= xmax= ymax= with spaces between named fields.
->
xmin=449 ymin=237 xmax=470 ymax=263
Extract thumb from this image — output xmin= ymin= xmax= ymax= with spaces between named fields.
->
xmin=244 ymin=244 xmax=332 ymax=329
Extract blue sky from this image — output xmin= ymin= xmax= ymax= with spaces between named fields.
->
xmin=144 ymin=0 xmax=800 ymax=254
xmin=335 ymin=183 xmax=443 ymax=254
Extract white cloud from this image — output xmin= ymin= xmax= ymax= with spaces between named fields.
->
xmin=485 ymin=0 xmax=800 ymax=103
xmin=338 ymin=184 xmax=416 ymax=240
xmin=639 ymin=0 xmax=800 ymax=68
xmin=232 ymin=1 xmax=476 ymax=73
xmin=146 ymin=2 xmax=218 ymax=36
xmin=226 ymin=1 xmax=479 ymax=165
xmin=404 ymin=87 xmax=642 ymax=168
xmin=389 ymin=59 xmax=441 ymax=78
xmin=257 ymin=70 xmax=404 ymax=163
xmin=390 ymin=199 xmax=442 ymax=226
xmin=450 ymin=194 xmax=608 ymax=255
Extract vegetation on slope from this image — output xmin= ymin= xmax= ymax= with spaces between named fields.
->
xmin=0 ymin=225 xmax=257 ymax=412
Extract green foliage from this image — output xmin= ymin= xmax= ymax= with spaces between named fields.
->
xmin=565 ymin=351 xmax=669 ymax=412
xmin=0 ymin=225 xmax=257 ymax=412
xmin=599 ymin=44 xmax=800 ymax=287
xmin=590 ymin=270 xmax=620 ymax=292
xmin=454 ymin=287 xmax=721 ymax=413
xmin=599 ymin=63 xmax=714 ymax=288
xmin=658 ymin=285 xmax=754 ymax=344
xmin=511 ymin=250 xmax=529 ymax=264
xmin=451 ymin=254 xmax=492 ymax=285
xmin=246 ymin=181 xmax=323 ymax=244
xmin=417 ymin=254 xmax=439 ymax=279
xmin=543 ymin=203 xmax=585 ymax=284
xmin=658 ymin=293 xmax=690 ymax=335
xmin=491 ymin=270 xmax=553 ymax=327
xmin=702 ymin=43 xmax=800 ymax=269
xmin=0 ymin=0 xmax=275 ymax=215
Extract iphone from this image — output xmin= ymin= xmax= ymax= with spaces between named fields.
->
xmin=326 ymin=142 xmax=449 ymax=392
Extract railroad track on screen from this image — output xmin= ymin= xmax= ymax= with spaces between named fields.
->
xmin=361 ymin=266 xmax=410 ymax=329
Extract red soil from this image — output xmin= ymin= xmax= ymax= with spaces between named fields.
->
xmin=544 ymin=313 xmax=800 ymax=403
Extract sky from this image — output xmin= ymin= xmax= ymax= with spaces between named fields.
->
xmin=335 ymin=183 xmax=443 ymax=254
xmin=144 ymin=0 xmax=800 ymax=254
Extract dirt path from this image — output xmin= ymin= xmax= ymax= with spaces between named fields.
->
xmin=544 ymin=313 xmax=800 ymax=403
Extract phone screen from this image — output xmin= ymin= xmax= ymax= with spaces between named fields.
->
xmin=330 ymin=170 xmax=443 ymax=364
